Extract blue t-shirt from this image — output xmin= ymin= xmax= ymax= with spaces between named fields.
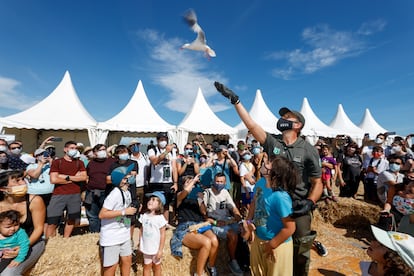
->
xmin=253 ymin=178 xmax=293 ymax=242
xmin=26 ymin=163 xmax=54 ymax=195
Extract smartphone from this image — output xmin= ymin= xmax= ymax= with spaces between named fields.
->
xmin=51 ymin=137 xmax=63 ymax=142
xmin=43 ymin=151 xmax=50 ymax=158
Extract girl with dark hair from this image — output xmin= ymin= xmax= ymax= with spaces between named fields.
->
xmin=0 ymin=170 xmax=46 ymax=276
xmin=337 ymin=142 xmax=363 ymax=198
xmin=242 ymin=156 xmax=298 ymax=275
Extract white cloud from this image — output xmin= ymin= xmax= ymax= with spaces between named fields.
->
xmin=0 ymin=76 xmax=38 ymax=111
xmin=137 ymin=29 xmax=230 ymax=113
xmin=268 ymin=22 xmax=385 ymax=79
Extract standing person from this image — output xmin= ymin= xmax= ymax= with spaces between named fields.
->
xmin=26 ymin=148 xmax=54 ymax=234
xmin=0 ymin=210 xmax=30 ymax=273
xmin=242 ymin=156 xmax=298 ymax=276
xmin=320 ymin=145 xmax=338 ymax=201
xmin=138 ymin=191 xmax=167 ymax=276
xmin=99 ymin=164 xmax=137 ymax=276
xmin=336 ymin=142 xmax=363 ymax=198
xmin=212 ymin=145 xmax=239 ymax=191
xmin=239 ymin=151 xmax=255 ymax=216
xmin=147 ymin=132 xmax=178 ymax=222
xmin=7 ymin=142 xmax=27 ymax=171
xmin=129 ymin=139 xmax=149 ymax=210
xmin=84 ymin=144 xmax=115 ymax=233
xmin=0 ymin=170 xmax=46 ymax=275
xmin=203 ymin=173 xmax=243 ymax=276
xmin=362 ymin=146 xmax=389 ymax=204
xmin=214 ymin=81 xmax=322 ymax=276
xmin=176 ymin=143 xmax=200 ymax=184
xmin=47 ymin=141 xmax=87 ymax=238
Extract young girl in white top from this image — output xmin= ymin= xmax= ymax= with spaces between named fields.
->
xmin=139 ymin=191 xmax=167 ymax=276
xmin=99 ymin=164 xmax=137 ymax=276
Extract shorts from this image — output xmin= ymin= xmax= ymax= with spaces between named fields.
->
xmin=101 ymin=239 xmax=132 ymax=267
xmin=242 ymin=192 xmax=254 ymax=205
xmin=47 ymin=194 xmax=81 ymax=225
xmin=321 ymin=173 xmax=331 ymax=181
xmin=211 ymin=223 xmax=240 ymax=240
xmin=143 ymin=253 xmax=162 ymax=265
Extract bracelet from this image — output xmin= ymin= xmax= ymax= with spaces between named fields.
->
xmin=121 ymin=209 xmax=125 ymax=216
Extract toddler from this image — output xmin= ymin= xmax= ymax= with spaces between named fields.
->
xmin=139 ymin=191 xmax=167 ymax=276
xmin=393 ymin=182 xmax=414 ymax=215
xmin=0 ymin=210 xmax=30 ymax=273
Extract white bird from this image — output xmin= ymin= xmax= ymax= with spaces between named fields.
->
xmin=181 ymin=9 xmax=216 ymax=59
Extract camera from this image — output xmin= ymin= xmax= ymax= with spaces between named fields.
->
xmin=43 ymin=151 xmax=50 ymax=158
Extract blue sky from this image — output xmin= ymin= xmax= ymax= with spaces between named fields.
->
xmin=0 ymin=0 xmax=413 ymax=136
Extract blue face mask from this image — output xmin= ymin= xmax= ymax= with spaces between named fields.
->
xmin=131 ymin=144 xmax=140 ymax=153
xmin=127 ymin=175 xmax=136 ymax=185
xmin=185 ymin=149 xmax=193 ymax=156
xmin=389 ymin=163 xmax=400 ymax=172
xmin=213 ymin=183 xmax=225 ymax=192
xmin=252 ymin=147 xmax=261 ymax=155
xmin=243 ymin=155 xmax=252 ymax=161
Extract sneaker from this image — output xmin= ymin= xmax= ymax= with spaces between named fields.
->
xmin=313 ymin=241 xmax=328 ymax=257
xmin=228 ymin=259 xmax=243 ymax=276
xmin=206 ymin=265 xmax=218 ymax=276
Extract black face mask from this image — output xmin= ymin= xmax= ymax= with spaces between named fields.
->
xmin=277 ymin=118 xmax=294 ymax=132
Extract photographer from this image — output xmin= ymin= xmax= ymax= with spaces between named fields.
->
xmin=177 ymin=143 xmax=200 ymax=184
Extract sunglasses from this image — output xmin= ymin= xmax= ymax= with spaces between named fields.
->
xmin=10 ymin=147 xmax=21 ymax=150
xmin=389 ymin=162 xmax=402 ymax=165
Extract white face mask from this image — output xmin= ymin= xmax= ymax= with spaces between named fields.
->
xmin=67 ymin=149 xmax=78 ymax=158
xmin=96 ymin=150 xmax=107 ymax=159
xmin=375 ymin=138 xmax=384 ymax=144
xmin=10 ymin=148 xmax=22 ymax=155
xmin=0 ymin=146 xmax=7 ymax=152
xmin=159 ymin=141 xmax=167 ymax=148
xmin=391 ymin=145 xmax=402 ymax=154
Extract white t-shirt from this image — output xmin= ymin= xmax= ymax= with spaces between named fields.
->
xmin=139 ymin=213 xmax=167 ymax=255
xmin=100 ymin=187 xmax=132 ymax=246
xmin=239 ymin=162 xmax=255 ymax=193
xmin=131 ymin=153 xmax=150 ymax=188
xmin=148 ymin=147 xmax=173 ymax=183
xmin=376 ymin=170 xmax=404 ymax=204
xmin=203 ymin=188 xmax=236 ymax=220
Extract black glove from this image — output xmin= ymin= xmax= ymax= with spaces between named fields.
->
xmin=291 ymin=199 xmax=315 ymax=218
xmin=214 ymin=81 xmax=239 ymax=104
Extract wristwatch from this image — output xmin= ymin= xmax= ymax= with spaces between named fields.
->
xmin=65 ymin=175 xmax=70 ymax=181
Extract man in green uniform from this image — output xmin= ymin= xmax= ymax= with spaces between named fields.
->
xmin=214 ymin=81 xmax=323 ymax=276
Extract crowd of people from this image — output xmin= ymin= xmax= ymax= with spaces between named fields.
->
xmin=0 ymin=81 xmax=412 ymax=275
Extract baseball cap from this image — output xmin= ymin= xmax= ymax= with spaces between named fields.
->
xmin=145 ymin=191 xmax=166 ymax=205
xmin=157 ymin=132 xmax=168 ymax=140
xmin=279 ymin=107 xmax=306 ymax=126
xmin=128 ymin=138 xmax=141 ymax=147
xmin=34 ymin=148 xmax=45 ymax=156
xmin=110 ymin=164 xmax=135 ymax=186
xmin=371 ymin=225 xmax=414 ymax=269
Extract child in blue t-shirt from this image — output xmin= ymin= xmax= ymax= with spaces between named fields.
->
xmin=0 ymin=210 xmax=30 ymax=272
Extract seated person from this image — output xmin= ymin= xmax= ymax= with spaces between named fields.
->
xmin=202 ymin=173 xmax=243 ymax=275
xmin=393 ymin=182 xmax=414 ymax=216
xmin=0 ymin=210 xmax=30 ymax=273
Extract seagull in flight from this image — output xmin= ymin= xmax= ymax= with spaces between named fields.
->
xmin=181 ymin=9 xmax=216 ymax=59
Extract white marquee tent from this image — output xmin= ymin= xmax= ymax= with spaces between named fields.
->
xmin=176 ymin=88 xmax=236 ymax=150
xmin=330 ymin=104 xmax=364 ymax=141
xmin=299 ymin=97 xmax=339 ymax=144
xmin=358 ymin=108 xmax=388 ymax=139
xmin=96 ymin=80 xmax=176 ymax=145
xmin=0 ymin=71 xmax=97 ymax=150
xmin=234 ymin=89 xmax=279 ymax=140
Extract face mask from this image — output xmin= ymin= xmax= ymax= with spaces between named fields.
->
xmin=7 ymin=184 xmax=28 ymax=197
xmin=252 ymin=147 xmax=261 ymax=155
xmin=243 ymin=155 xmax=252 ymax=161
xmin=372 ymin=152 xmax=382 ymax=159
xmin=96 ymin=150 xmax=107 ymax=159
xmin=391 ymin=146 xmax=401 ymax=153
xmin=0 ymin=157 xmax=7 ymax=164
xmin=127 ymin=175 xmax=136 ymax=185
xmin=228 ymin=148 xmax=234 ymax=153
xmin=237 ymin=145 xmax=245 ymax=151
xmin=131 ymin=144 xmax=140 ymax=153
xmin=375 ymin=138 xmax=384 ymax=144
xmin=213 ymin=183 xmax=225 ymax=192
xmin=118 ymin=153 xmax=129 ymax=161
xmin=185 ymin=149 xmax=193 ymax=156
xmin=0 ymin=146 xmax=7 ymax=152
xmin=67 ymin=149 xmax=78 ymax=158
xmin=159 ymin=141 xmax=167 ymax=148
xmin=389 ymin=163 xmax=400 ymax=172
xmin=10 ymin=148 xmax=21 ymax=155
xmin=277 ymin=118 xmax=294 ymax=132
